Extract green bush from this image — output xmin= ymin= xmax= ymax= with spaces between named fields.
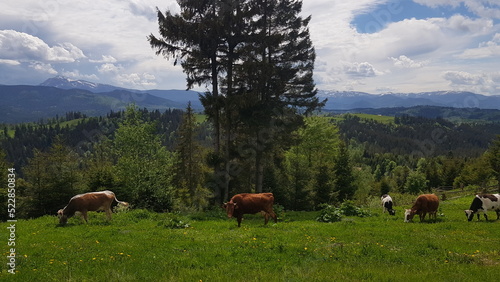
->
xmin=158 ymin=214 xmax=191 ymax=229
xmin=316 ymin=201 xmax=371 ymax=223
xmin=339 ymin=200 xmax=371 ymax=217
xmin=316 ymin=204 xmax=342 ymax=223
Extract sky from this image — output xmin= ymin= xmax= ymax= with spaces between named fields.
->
xmin=0 ymin=0 xmax=499 ymax=95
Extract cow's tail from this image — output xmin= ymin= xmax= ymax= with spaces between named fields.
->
xmin=113 ymin=196 xmax=130 ymax=210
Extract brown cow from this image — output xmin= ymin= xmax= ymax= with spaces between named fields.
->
xmin=404 ymin=194 xmax=439 ymax=222
xmin=223 ymin=193 xmax=277 ymax=227
xmin=57 ymin=190 xmax=128 ymax=225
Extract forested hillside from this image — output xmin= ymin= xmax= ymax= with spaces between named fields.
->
xmin=1 ymin=107 xmax=500 ymax=221
xmin=335 ymin=114 xmax=500 ymax=157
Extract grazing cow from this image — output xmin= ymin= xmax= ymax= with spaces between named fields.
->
xmin=464 ymin=194 xmax=500 ymax=221
xmin=381 ymin=194 xmax=396 ymax=215
xmin=404 ymin=194 xmax=439 ymax=222
xmin=223 ymin=193 xmax=277 ymax=227
xmin=57 ymin=190 xmax=128 ymax=225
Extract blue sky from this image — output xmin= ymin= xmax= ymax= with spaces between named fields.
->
xmin=0 ymin=0 xmax=499 ymax=95
xmin=353 ymin=1 xmax=479 ymax=33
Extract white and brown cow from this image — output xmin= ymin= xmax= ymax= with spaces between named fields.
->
xmin=381 ymin=194 xmax=395 ymax=215
xmin=404 ymin=194 xmax=439 ymax=222
xmin=464 ymin=194 xmax=500 ymax=221
xmin=57 ymin=190 xmax=128 ymax=225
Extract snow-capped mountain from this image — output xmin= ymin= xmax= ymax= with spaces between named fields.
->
xmin=318 ymin=90 xmax=500 ymax=110
xmin=39 ymin=76 xmax=126 ymax=93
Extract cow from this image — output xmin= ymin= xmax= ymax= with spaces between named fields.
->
xmin=404 ymin=194 xmax=439 ymax=223
xmin=223 ymin=193 xmax=277 ymax=227
xmin=464 ymin=194 xmax=500 ymax=221
xmin=381 ymin=194 xmax=395 ymax=215
xmin=57 ymin=190 xmax=128 ymax=225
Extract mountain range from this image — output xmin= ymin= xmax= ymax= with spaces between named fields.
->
xmin=320 ymin=90 xmax=500 ymax=110
xmin=1 ymin=76 xmax=500 ymax=123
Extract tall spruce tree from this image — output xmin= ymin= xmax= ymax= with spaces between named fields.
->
xmin=333 ymin=142 xmax=356 ymax=201
xmin=150 ymin=0 xmax=323 ymax=202
xmin=173 ymin=103 xmax=210 ymax=210
xmin=149 ymin=0 xmax=226 ymax=154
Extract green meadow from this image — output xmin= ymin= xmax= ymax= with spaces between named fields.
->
xmin=1 ymin=195 xmax=499 ymax=281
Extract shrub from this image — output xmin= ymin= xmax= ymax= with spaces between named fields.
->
xmin=339 ymin=201 xmax=371 ymax=217
xmin=158 ymin=214 xmax=191 ymax=229
xmin=316 ymin=201 xmax=371 ymax=223
xmin=273 ymin=204 xmax=286 ymax=221
xmin=316 ymin=204 xmax=342 ymax=223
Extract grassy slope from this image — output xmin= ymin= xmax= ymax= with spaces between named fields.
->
xmin=1 ymin=196 xmax=499 ymax=281
xmin=330 ymin=113 xmax=395 ymax=124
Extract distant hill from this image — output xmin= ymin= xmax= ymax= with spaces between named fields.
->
xmin=328 ymin=106 xmax=500 ymax=122
xmin=0 ymin=85 xmax=184 ymax=123
xmin=319 ymin=90 xmax=500 ymax=110
xmin=39 ymin=76 xmax=203 ymax=109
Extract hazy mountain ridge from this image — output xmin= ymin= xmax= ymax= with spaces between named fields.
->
xmin=1 ymin=76 xmax=500 ymax=123
xmin=0 ymin=85 xmax=184 ymax=123
xmin=40 ymin=76 xmax=203 ymax=109
xmin=319 ymin=90 xmax=500 ymax=110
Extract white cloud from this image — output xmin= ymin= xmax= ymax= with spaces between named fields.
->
xmin=0 ymin=59 xmax=20 ymax=66
xmin=29 ymin=62 xmax=57 ymax=74
xmin=115 ymin=72 xmax=156 ymax=88
xmin=390 ymin=55 xmax=428 ymax=68
xmin=97 ymin=63 xmax=123 ymax=74
xmin=458 ymin=33 xmax=500 ymax=59
xmin=0 ymin=30 xmax=85 ymax=63
xmin=344 ymin=62 xmax=383 ymax=77
xmin=443 ymin=70 xmax=499 ymax=94
xmin=61 ymin=69 xmax=99 ymax=81
xmin=89 ymin=55 xmax=117 ymax=63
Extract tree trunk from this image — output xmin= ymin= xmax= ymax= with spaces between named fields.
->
xmin=255 ymin=150 xmax=264 ymax=193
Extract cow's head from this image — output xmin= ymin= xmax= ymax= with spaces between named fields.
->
xmin=223 ymin=202 xmax=237 ymax=218
xmin=464 ymin=210 xmax=474 ymax=221
xmin=388 ymin=209 xmax=396 ymax=216
xmin=404 ymin=209 xmax=415 ymax=222
xmin=57 ymin=209 xmax=68 ymax=225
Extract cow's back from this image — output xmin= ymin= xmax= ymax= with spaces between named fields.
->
xmin=68 ymin=191 xmax=114 ymax=211
xmin=231 ymin=193 xmax=274 ymax=214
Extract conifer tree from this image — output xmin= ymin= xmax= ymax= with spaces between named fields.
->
xmin=173 ymin=103 xmax=210 ymax=210
xmin=150 ymin=0 xmax=323 ymax=202
xmin=23 ymin=137 xmax=82 ymax=217
xmin=333 ymin=142 xmax=356 ymax=201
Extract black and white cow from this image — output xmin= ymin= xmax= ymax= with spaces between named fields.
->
xmin=381 ymin=194 xmax=395 ymax=215
xmin=464 ymin=194 xmax=500 ymax=221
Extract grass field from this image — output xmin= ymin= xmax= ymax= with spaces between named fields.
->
xmin=1 ymin=195 xmax=499 ymax=281
xmin=330 ymin=113 xmax=395 ymax=124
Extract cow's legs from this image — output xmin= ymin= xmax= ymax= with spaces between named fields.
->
xmin=270 ymin=211 xmax=277 ymax=223
xmin=105 ymin=208 xmax=112 ymax=221
xmin=419 ymin=212 xmax=426 ymax=222
xmin=264 ymin=213 xmax=269 ymax=225
xmin=82 ymin=211 xmax=88 ymax=223
xmin=237 ymin=216 xmax=242 ymax=227
xmin=263 ymin=210 xmax=277 ymax=225
xmin=484 ymin=213 xmax=489 ymax=221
